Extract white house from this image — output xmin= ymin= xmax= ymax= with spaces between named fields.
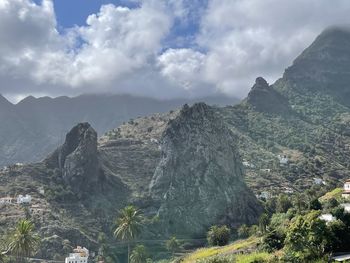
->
xmin=342 ymin=180 xmax=350 ymax=199
xmin=256 ymin=191 xmax=271 ymax=200
xmin=17 ymin=194 xmax=32 ymax=204
xmin=313 ymin=178 xmax=326 ymax=185
xmin=243 ymin=161 xmax=255 ymax=169
xmin=0 ymin=197 xmax=13 ymax=205
xmin=150 ymin=138 xmax=159 ymax=144
xmin=65 ymin=246 xmax=89 ymax=263
xmin=278 ymin=155 xmax=289 ymax=165
xmin=319 ymin=214 xmax=336 ymax=224
xmin=341 ymin=203 xmax=350 ymax=213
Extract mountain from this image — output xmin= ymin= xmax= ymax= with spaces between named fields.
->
xmin=1 ymin=26 xmax=350 ymax=261
xmin=0 ymin=104 xmax=261 ymax=260
xmin=0 ymin=93 xmax=239 ymax=167
xmin=218 ymin=26 xmax=350 ymax=196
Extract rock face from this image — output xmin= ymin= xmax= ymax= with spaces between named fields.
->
xmin=246 ymin=77 xmax=290 ymax=114
xmin=150 ymin=103 xmax=262 ymax=235
xmin=284 ymin=27 xmax=350 ymax=105
xmin=46 ymin=123 xmax=100 ymax=194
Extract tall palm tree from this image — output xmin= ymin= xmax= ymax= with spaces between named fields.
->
xmin=113 ymin=206 xmax=143 ymax=263
xmin=7 ymin=220 xmax=40 ymax=263
xmin=130 ymin=245 xmax=148 ymax=263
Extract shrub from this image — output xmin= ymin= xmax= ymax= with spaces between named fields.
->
xmin=207 ymin=225 xmax=230 ymax=246
xmin=238 ymin=224 xmax=250 ymax=238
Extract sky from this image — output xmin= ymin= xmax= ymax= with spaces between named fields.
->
xmin=1 ymin=0 xmax=350 ymax=102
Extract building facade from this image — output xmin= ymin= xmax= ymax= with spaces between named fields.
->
xmin=65 ymin=246 xmax=89 ymax=263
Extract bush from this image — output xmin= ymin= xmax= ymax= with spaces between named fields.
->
xmin=238 ymin=224 xmax=250 ymax=238
xmin=207 ymin=225 xmax=231 ymax=246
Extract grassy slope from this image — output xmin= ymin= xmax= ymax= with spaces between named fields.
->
xmin=180 ymin=237 xmax=259 ymax=263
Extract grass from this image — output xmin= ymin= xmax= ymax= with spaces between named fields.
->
xmin=319 ymin=188 xmax=343 ymax=202
xmin=235 ymin=252 xmax=273 ymax=263
xmin=181 ymin=237 xmax=259 ymax=263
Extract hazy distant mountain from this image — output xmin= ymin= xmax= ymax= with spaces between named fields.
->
xmin=0 ymin=93 xmax=238 ymax=166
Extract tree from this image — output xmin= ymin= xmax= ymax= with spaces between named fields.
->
xmin=207 ymin=225 xmax=230 ymax=246
xmin=309 ymin=198 xmax=322 ymax=210
xmin=284 ymin=211 xmax=329 ymax=261
xmin=237 ymin=224 xmax=250 ymax=238
xmin=166 ymin=236 xmax=180 ymax=257
xmin=259 ymin=213 xmax=269 ymax=234
xmin=263 ymin=229 xmax=285 ymax=253
xmin=327 ymin=220 xmax=350 ymax=252
xmin=276 ymin=194 xmax=292 ymax=213
xmin=130 ymin=245 xmax=148 ymax=263
xmin=7 ymin=220 xmax=40 ymax=263
xmin=114 ymin=206 xmax=143 ymax=263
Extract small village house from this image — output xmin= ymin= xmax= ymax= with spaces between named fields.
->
xmin=65 ymin=246 xmax=89 ymax=263
xmin=278 ymin=155 xmax=289 ymax=165
xmin=17 ymin=194 xmax=32 ymax=204
xmin=342 ymin=180 xmax=350 ymax=199
xmin=319 ymin=214 xmax=336 ymax=224
xmin=0 ymin=197 xmax=13 ymax=205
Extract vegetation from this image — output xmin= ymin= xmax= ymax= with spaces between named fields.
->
xmin=5 ymin=220 xmax=40 ymax=263
xmin=130 ymin=245 xmax=149 ymax=263
xmin=165 ymin=236 xmax=180 ymax=257
xmin=114 ymin=205 xmax=144 ymax=263
xmin=207 ymin=225 xmax=230 ymax=247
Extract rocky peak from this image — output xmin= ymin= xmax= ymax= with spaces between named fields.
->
xmin=246 ymin=77 xmax=290 ymax=114
xmin=45 ymin=123 xmax=100 ymax=193
xmin=0 ymin=94 xmax=14 ymax=110
xmin=149 ymin=103 xmax=261 ymax=235
xmin=283 ymin=26 xmax=350 ymax=104
xmin=254 ymin=77 xmax=269 ymax=88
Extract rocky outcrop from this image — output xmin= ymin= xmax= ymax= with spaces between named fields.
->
xmin=149 ymin=103 xmax=262 ymax=235
xmin=45 ymin=123 xmax=100 ymax=194
xmin=246 ymin=77 xmax=290 ymax=114
xmin=283 ymin=27 xmax=350 ymax=105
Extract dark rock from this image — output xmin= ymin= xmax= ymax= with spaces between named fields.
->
xmin=246 ymin=77 xmax=290 ymax=114
xmin=46 ymin=123 xmax=100 ymax=193
xmin=149 ymin=103 xmax=262 ymax=235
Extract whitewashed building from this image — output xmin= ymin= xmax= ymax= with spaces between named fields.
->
xmin=342 ymin=180 xmax=350 ymax=199
xmin=256 ymin=191 xmax=271 ymax=200
xmin=243 ymin=161 xmax=255 ymax=169
xmin=341 ymin=203 xmax=350 ymax=213
xmin=0 ymin=197 xmax=13 ymax=205
xmin=313 ymin=178 xmax=326 ymax=185
xmin=65 ymin=246 xmax=89 ymax=263
xmin=319 ymin=214 xmax=336 ymax=224
xmin=17 ymin=194 xmax=32 ymax=204
xmin=278 ymin=155 xmax=289 ymax=165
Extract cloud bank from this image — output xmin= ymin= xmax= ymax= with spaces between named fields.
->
xmin=0 ymin=0 xmax=350 ymax=100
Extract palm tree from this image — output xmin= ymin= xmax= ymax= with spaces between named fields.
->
xmin=114 ymin=206 xmax=143 ymax=263
xmin=130 ymin=245 xmax=148 ymax=263
xmin=166 ymin=236 xmax=180 ymax=257
xmin=259 ymin=213 xmax=269 ymax=234
xmin=7 ymin=220 xmax=40 ymax=263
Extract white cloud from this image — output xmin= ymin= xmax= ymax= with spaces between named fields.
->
xmin=0 ymin=0 xmax=174 ymax=97
xmin=1 ymin=0 xmax=350 ymax=99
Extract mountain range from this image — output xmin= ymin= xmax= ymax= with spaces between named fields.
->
xmin=1 ymin=26 xmax=350 ymax=261
xmin=0 ymin=94 xmax=238 ymax=166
